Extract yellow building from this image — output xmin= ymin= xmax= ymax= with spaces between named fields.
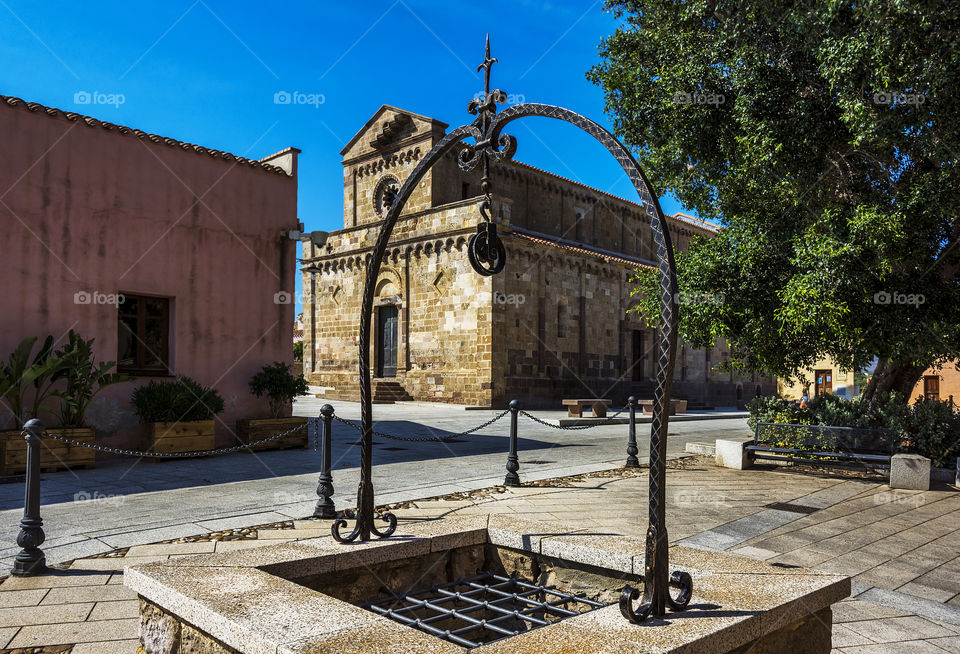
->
xmin=778 ymin=358 xmax=859 ymax=401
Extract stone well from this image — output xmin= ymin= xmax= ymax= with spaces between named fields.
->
xmin=125 ymin=515 xmax=849 ymax=653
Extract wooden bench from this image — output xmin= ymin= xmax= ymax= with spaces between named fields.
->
xmin=637 ymin=399 xmax=688 ymax=415
xmin=561 ymin=398 xmax=612 ymax=418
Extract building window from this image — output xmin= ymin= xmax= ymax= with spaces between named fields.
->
xmin=924 ymin=376 xmax=940 ymax=401
xmin=557 ymin=303 xmax=566 ymax=338
xmin=461 ymin=182 xmax=470 ymax=200
xmin=118 ymin=294 xmax=171 ymax=375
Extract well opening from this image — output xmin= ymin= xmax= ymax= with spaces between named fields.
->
xmin=285 ymin=542 xmax=633 ymax=649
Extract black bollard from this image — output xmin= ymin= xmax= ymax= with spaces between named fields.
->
xmin=504 ymin=400 xmax=521 ymax=487
xmin=12 ymin=419 xmax=46 ymax=576
xmin=626 ymin=396 xmax=640 ymax=468
xmin=314 ymin=405 xmax=337 ymax=519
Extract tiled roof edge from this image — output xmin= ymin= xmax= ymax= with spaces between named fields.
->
xmin=1 ymin=95 xmax=291 ymax=177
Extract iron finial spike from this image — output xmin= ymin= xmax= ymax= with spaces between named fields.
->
xmin=478 ymin=34 xmax=497 ymax=96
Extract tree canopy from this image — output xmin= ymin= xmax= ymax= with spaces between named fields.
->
xmin=588 ymin=0 xmax=960 ymax=406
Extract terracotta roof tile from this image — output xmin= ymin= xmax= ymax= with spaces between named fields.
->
xmin=1 ymin=95 xmax=290 ymax=176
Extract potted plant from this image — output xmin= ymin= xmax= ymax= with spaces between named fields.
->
xmin=132 ymin=376 xmax=224 ymax=454
xmin=43 ymin=331 xmax=131 ymax=471
xmin=237 ymin=362 xmax=309 ymax=450
xmin=0 ymin=336 xmax=73 ymax=475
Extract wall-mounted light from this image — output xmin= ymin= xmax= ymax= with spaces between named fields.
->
xmin=286 ymin=228 xmax=329 ymax=247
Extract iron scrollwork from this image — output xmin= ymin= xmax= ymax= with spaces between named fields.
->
xmin=331 ymin=38 xmax=692 ymax=626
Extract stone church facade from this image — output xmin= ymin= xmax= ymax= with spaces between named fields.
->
xmin=302 ymin=106 xmax=775 ymax=408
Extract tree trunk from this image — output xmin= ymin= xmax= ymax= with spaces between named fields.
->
xmin=861 ymin=359 xmax=926 ymax=417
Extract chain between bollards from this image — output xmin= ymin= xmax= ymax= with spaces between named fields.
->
xmin=626 ymin=396 xmax=640 ymax=468
xmin=12 ymin=419 xmax=46 ymax=577
xmin=504 ymin=399 xmax=521 ymax=487
xmin=313 ymin=405 xmax=337 ymax=519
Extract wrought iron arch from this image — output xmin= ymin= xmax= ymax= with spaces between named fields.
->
xmin=329 ymin=36 xmax=692 ymax=624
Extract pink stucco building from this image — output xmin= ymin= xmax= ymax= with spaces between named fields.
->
xmin=0 ymin=95 xmax=300 ymax=448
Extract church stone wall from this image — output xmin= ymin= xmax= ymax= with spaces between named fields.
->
xmin=303 ymin=106 xmax=775 ymax=409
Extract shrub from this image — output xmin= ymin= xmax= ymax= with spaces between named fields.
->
xmin=747 ymin=391 xmax=960 ymax=467
xmin=901 ymin=398 xmax=960 ymax=468
xmin=248 ymin=362 xmax=308 ymax=419
xmin=132 ymin=377 xmax=224 ymax=423
xmin=53 ymin=331 xmax=131 ymax=427
xmin=0 ymin=336 xmax=71 ymax=429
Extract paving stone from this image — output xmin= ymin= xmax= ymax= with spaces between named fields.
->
xmin=0 ymin=601 xmax=92 ymax=627
xmin=831 ymin=624 xmax=875 ymax=648
xmin=0 ymin=626 xmax=17 ymax=648
xmin=88 ymin=599 xmax=140 ymax=620
xmin=126 ymin=541 xmax=216 ymax=557
xmin=844 ymin=615 xmax=956 ymax=643
xmin=838 ymin=641 xmax=958 ymax=653
xmin=214 ymin=539 xmax=275 ymax=552
xmin=71 ymin=640 xmax=142 ymax=654
xmin=925 ymin=637 xmax=960 ymax=653
xmin=258 ymin=528 xmax=328 ymax=539
xmin=69 ymin=555 xmax=169 ymax=571
xmin=42 ymin=584 xmax=137 ymax=604
xmin=8 ymin=617 xmax=139 ymax=647
xmin=0 ymin=571 xmax=112 ymax=590
xmin=896 ymin=581 xmax=958 ymax=603
xmin=0 ymin=588 xmax=47 ymax=607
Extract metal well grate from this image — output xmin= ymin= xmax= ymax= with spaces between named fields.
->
xmin=359 ymin=571 xmax=609 ymax=649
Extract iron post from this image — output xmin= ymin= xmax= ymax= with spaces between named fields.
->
xmin=314 ymin=405 xmax=337 ymax=519
xmin=12 ymin=419 xmax=46 ymax=577
xmin=504 ymin=400 xmax=521 ymax=487
xmin=626 ymin=396 xmax=640 ymax=467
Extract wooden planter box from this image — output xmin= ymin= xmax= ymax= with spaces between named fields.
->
xmin=145 ymin=420 xmax=215 ymax=455
xmin=236 ymin=417 xmax=308 ymax=451
xmin=1 ymin=427 xmax=96 ymax=476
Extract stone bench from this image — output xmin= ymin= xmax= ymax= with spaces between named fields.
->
xmin=638 ymin=399 xmax=688 ymax=415
xmin=561 ymin=398 xmax=612 ymax=418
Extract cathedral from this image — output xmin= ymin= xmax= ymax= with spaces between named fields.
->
xmin=301 ymin=106 xmax=775 ymax=408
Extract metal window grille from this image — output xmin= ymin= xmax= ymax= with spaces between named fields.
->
xmin=359 ymin=571 xmax=608 ymax=649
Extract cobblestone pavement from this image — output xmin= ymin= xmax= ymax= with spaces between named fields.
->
xmin=0 ymin=398 xmax=751 ymax=570
xmin=0 ymin=458 xmax=958 ymax=652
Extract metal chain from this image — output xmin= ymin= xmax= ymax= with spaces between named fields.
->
xmin=519 ymin=405 xmax=629 ymax=430
xmin=41 ymin=423 xmax=307 ymax=458
xmin=333 ymin=409 xmax=510 ymax=443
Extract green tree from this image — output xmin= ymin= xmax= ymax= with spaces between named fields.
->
xmin=588 ymin=0 xmax=960 ymax=414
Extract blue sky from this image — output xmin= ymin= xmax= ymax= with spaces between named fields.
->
xmin=1 ymin=0 xmax=695 ymax=308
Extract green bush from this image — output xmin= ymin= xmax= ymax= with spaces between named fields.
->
xmin=902 ymin=398 xmax=960 ymax=468
xmin=53 ymin=331 xmax=131 ymax=427
xmin=747 ymin=391 xmax=960 ymax=468
xmin=132 ymin=376 xmax=224 ymax=423
xmin=249 ymin=362 xmax=308 ymax=419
